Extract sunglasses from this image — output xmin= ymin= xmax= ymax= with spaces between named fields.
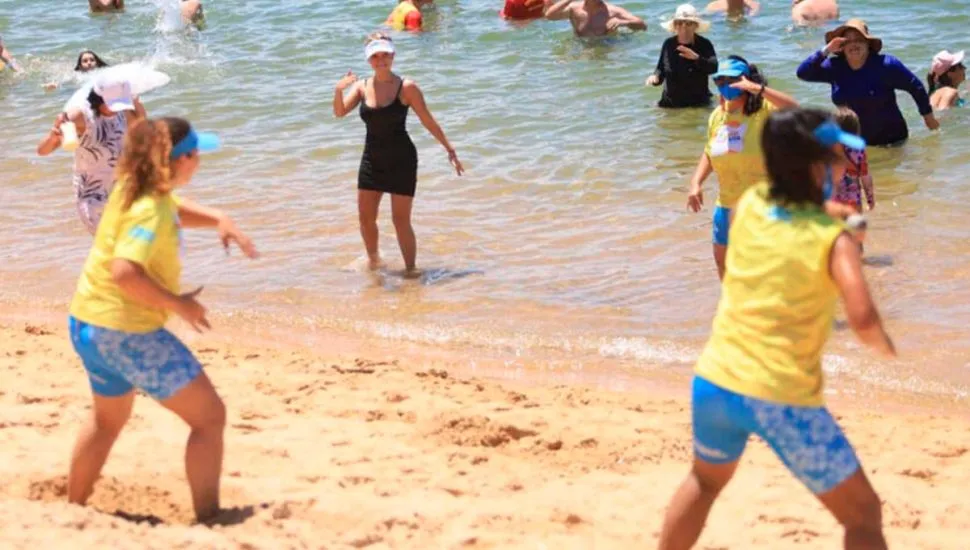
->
xmin=713 ymin=76 xmax=741 ymax=86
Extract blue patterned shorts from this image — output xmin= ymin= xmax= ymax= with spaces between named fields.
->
xmin=69 ymin=316 xmax=202 ymax=400
xmin=691 ymin=375 xmax=860 ymax=494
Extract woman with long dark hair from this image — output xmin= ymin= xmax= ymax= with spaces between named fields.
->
xmin=37 ymin=74 xmax=147 ymax=233
xmin=660 ymin=107 xmax=895 ymax=550
xmin=928 ymin=50 xmax=965 ymax=111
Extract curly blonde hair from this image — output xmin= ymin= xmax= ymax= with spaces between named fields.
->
xmin=114 ymin=117 xmax=191 ymax=210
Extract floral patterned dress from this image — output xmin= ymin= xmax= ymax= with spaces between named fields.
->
xmin=72 ymin=112 xmax=128 ymax=234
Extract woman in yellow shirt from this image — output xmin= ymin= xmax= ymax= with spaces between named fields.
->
xmin=686 ymin=55 xmax=798 ymax=279
xmin=660 ymin=108 xmax=896 ymax=550
xmin=67 ymin=117 xmax=259 ymax=522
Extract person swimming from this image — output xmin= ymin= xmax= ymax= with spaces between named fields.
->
xmin=89 ymin=0 xmax=124 ymax=12
xmin=544 ymin=0 xmax=646 ymax=37
xmin=791 ymin=0 xmax=839 ymax=25
xmin=928 ymin=50 xmax=965 ymax=111
xmin=181 ymin=0 xmax=206 ymax=29
xmin=705 ymin=0 xmax=759 ymax=18
xmin=43 ymin=50 xmax=110 ymax=91
xmin=386 ymin=0 xmax=433 ymax=31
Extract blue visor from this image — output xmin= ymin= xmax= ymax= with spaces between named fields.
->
xmin=712 ymin=58 xmax=750 ymax=79
xmin=813 ymin=121 xmax=866 ymax=150
xmin=170 ymin=129 xmax=221 ymax=159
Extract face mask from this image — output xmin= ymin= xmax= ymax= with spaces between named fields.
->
xmin=718 ymin=84 xmax=743 ymax=101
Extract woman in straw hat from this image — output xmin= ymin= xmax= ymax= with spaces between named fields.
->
xmin=646 ymin=4 xmax=718 ymax=108
xmin=796 ymin=19 xmax=939 ymax=146
xmin=927 ymin=50 xmax=965 ymax=111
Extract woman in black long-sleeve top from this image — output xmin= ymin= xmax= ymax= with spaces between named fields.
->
xmin=647 ymin=4 xmax=718 ymax=108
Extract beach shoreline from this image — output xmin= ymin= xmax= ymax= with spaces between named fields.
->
xmin=1 ymin=309 xmax=968 ymax=549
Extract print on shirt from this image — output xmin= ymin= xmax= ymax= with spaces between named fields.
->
xmin=709 ymin=121 xmax=747 ymax=157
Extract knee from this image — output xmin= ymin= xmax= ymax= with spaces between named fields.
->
xmin=92 ymin=410 xmax=130 ymax=436
xmin=392 ymin=213 xmax=412 ymax=231
xmin=358 ymin=211 xmax=377 ymax=226
xmin=194 ymin=398 xmax=227 ymax=433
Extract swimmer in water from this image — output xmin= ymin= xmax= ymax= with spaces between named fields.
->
xmin=43 ymin=50 xmax=110 ymax=91
xmin=705 ymin=0 xmax=759 ymax=18
xmin=544 ymin=0 xmax=646 ymax=37
xmin=386 ymin=0 xmax=433 ymax=31
xmin=928 ymin=50 xmax=965 ymax=111
xmin=791 ymin=0 xmax=839 ymax=25
xmin=0 ymin=35 xmax=22 ymax=72
xmin=181 ymin=0 xmax=206 ymax=29
xmin=89 ymin=0 xmax=124 ymax=12
xmin=501 ymin=0 xmax=546 ymax=20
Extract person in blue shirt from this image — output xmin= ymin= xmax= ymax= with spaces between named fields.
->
xmin=796 ymin=19 xmax=939 ymax=146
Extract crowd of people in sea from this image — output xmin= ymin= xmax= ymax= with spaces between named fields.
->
xmin=5 ymin=1 xmax=956 ymax=547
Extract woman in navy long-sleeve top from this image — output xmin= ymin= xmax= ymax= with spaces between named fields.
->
xmin=796 ymin=19 xmax=939 ymax=146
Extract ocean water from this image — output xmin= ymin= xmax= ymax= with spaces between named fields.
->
xmin=1 ymin=0 xmax=969 ymax=404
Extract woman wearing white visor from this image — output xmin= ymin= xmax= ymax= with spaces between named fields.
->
xmin=332 ymin=32 xmax=464 ymax=275
xmin=37 ymin=75 xmax=147 ymax=234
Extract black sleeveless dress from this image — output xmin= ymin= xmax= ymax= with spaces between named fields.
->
xmin=358 ymin=78 xmax=419 ymax=197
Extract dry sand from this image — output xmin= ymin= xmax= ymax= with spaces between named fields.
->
xmin=1 ymin=318 xmax=968 ymax=549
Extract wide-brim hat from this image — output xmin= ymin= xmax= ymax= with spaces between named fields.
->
xmin=824 ymin=18 xmax=882 ymax=54
xmin=662 ymin=4 xmax=711 ymax=33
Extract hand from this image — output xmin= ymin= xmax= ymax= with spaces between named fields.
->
xmin=823 ymin=36 xmax=846 ymax=56
xmin=676 ymin=45 xmax=699 ymax=61
xmin=729 ymin=76 xmax=762 ymax=94
xmin=217 ymin=217 xmax=259 ymax=259
xmin=645 ymin=74 xmax=661 ymax=87
xmin=687 ymin=183 xmax=704 ymax=213
xmin=923 ymin=113 xmax=940 ymax=131
xmin=606 ymin=18 xmax=622 ymax=32
xmin=447 ymin=149 xmax=464 ymax=176
xmin=174 ymin=286 xmax=210 ymax=333
xmin=51 ymin=112 xmax=69 ymax=136
xmin=336 ymin=70 xmax=357 ymax=91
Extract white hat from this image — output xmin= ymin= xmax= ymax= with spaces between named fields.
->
xmin=662 ymin=4 xmax=711 ymax=33
xmin=93 ymin=76 xmax=135 ymax=112
xmin=365 ymin=39 xmax=396 ymax=60
xmin=931 ymin=50 xmax=965 ymax=77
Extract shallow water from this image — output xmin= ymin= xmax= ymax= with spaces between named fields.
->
xmin=2 ymin=0 xmax=969 ymax=403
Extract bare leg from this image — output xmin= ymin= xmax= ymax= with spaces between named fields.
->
xmin=659 ymin=458 xmax=739 ymax=550
xmin=817 ymin=468 xmax=887 ymax=550
xmin=713 ymin=244 xmax=727 ymax=281
xmin=391 ymin=193 xmax=417 ymax=272
xmin=68 ymin=391 xmax=135 ymax=505
xmin=358 ymin=190 xmax=384 ymax=270
xmin=159 ymin=372 xmax=227 ymax=522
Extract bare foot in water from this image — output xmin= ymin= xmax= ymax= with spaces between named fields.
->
xmin=402 ymin=267 xmax=422 ymax=280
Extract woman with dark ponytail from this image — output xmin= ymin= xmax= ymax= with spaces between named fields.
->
xmin=66 ymin=117 xmax=258 ymax=522
xmin=928 ymin=50 xmax=965 ymax=111
xmin=685 ymin=54 xmax=798 ymax=279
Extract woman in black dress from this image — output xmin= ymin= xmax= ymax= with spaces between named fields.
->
xmin=333 ymin=32 xmax=463 ymax=275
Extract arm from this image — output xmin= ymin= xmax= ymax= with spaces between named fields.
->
xmin=795 ymin=49 xmax=835 ymax=83
xmin=608 ymin=5 xmax=646 ymax=30
xmin=37 ymin=110 xmax=85 ymax=156
xmin=649 ymin=41 xmax=667 ymax=85
xmin=133 ymin=97 xmax=147 ymax=121
xmin=544 ymin=0 xmax=573 ymax=20
xmin=332 ymin=77 xmax=361 ymax=118
xmin=883 ymin=55 xmax=933 ymax=117
xmin=859 ymin=151 xmax=875 ymax=210
xmin=698 ymin=38 xmax=718 ymax=74
xmin=686 ymin=152 xmax=713 ymax=212
xmin=829 ymin=233 xmax=896 ymax=357
xmin=402 ymin=80 xmax=454 ymax=152
xmin=111 ymin=260 xmax=182 ymax=311
xmin=177 ymin=196 xmax=259 ymax=258
xmin=0 ymin=46 xmax=21 ymax=72
xmin=759 ymin=86 xmax=798 ymax=109
xmin=745 ymin=0 xmax=760 ymax=15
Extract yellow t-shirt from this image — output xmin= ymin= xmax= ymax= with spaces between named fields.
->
xmin=705 ymin=100 xmax=776 ymax=208
xmin=70 ymin=184 xmax=182 ymax=333
xmin=695 ymin=182 xmax=845 ymax=407
xmin=388 ymin=2 xmax=422 ymax=30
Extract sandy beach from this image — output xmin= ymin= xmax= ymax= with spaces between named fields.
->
xmin=0 ymin=316 xmax=966 ymax=549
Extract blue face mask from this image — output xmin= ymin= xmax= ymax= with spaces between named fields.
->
xmin=718 ymin=84 xmax=743 ymax=101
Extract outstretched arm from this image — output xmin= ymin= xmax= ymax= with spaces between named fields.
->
xmin=830 ymin=233 xmax=896 ymax=357
xmin=402 ymin=80 xmax=464 ymax=175
xmin=883 ymin=54 xmax=938 ymax=130
xmin=177 ymin=197 xmax=259 ymax=258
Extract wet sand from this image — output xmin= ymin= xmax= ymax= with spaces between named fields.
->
xmin=1 ymin=317 xmax=968 ymax=549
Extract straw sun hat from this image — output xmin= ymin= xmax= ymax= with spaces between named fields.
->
xmin=662 ymin=4 xmax=711 ymax=33
xmin=824 ymin=18 xmax=883 ymax=54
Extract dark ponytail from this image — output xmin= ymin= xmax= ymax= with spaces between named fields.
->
xmin=729 ymin=55 xmax=765 ymax=116
xmin=928 ymin=71 xmax=953 ymax=93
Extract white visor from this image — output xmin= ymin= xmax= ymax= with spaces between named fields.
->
xmin=365 ymin=39 xmax=395 ymax=60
